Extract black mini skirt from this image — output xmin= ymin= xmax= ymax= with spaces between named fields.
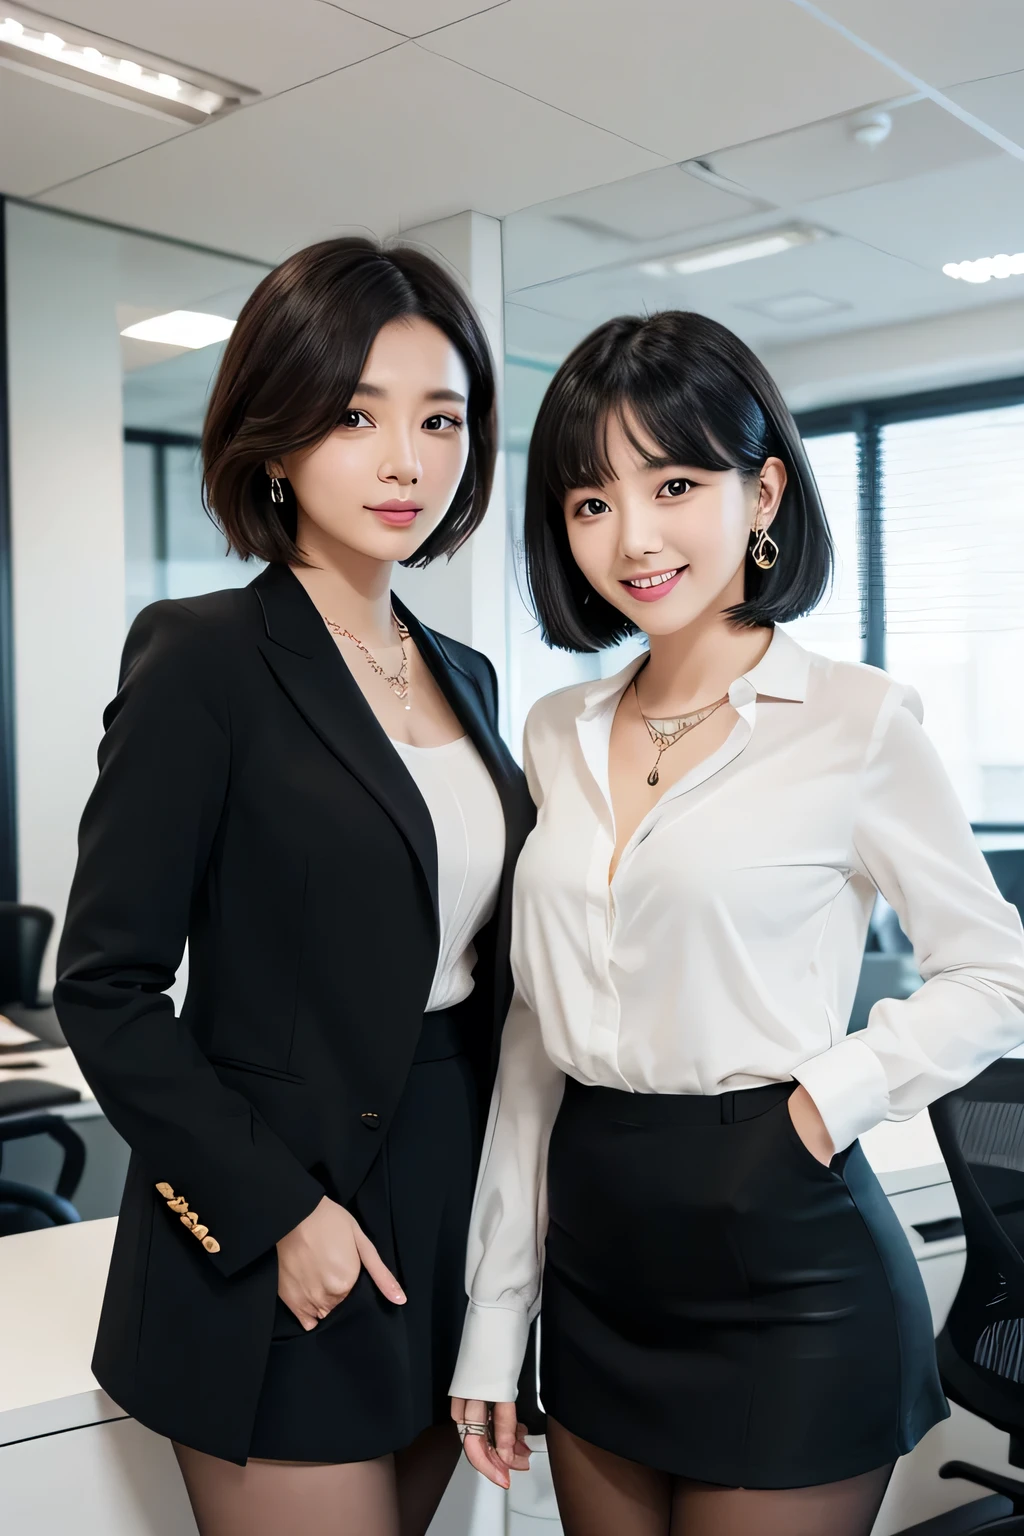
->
xmin=540 ymin=1076 xmax=948 ymax=1489
xmin=247 ymin=1009 xmax=477 ymax=1463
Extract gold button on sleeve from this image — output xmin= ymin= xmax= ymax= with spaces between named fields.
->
xmin=155 ymin=1182 xmax=175 ymax=1200
xmin=202 ymin=1236 xmax=221 ymax=1254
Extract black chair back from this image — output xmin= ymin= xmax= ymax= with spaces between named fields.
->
xmin=0 ymin=903 xmax=53 ymax=1008
xmin=985 ymin=851 xmax=1024 ymax=928
xmin=930 ymin=1059 xmax=1024 ymax=1457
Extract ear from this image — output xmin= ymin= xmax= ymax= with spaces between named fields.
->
xmin=753 ymin=456 xmax=787 ymax=530
xmin=265 ymin=460 xmax=286 ymax=480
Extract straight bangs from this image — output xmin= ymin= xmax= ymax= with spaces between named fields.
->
xmin=524 ymin=311 xmax=833 ymax=653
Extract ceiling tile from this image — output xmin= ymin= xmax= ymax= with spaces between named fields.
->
xmin=326 ymin=0 xmax=510 ymax=38
xmin=37 ymin=44 xmax=663 ymax=259
xmin=947 ymin=72 xmax=1024 ymax=150
xmin=0 ymin=67 xmax=188 ymax=197
xmin=39 ymin=0 xmax=401 ymax=95
xmin=796 ymin=153 xmax=1024 ymax=272
xmin=808 ymin=0 xmax=1024 ymax=90
xmin=419 ymin=0 xmax=907 ymax=160
xmin=708 ymin=98 xmax=999 ymax=209
xmin=504 ymin=165 xmax=762 ymax=292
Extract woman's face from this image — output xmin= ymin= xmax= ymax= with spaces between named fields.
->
xmin=275 ymin=316 xmax=471 ymax=564
xmin=563 ymin=412 xmax=786 ymax=637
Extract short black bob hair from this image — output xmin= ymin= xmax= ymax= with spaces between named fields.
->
xmin=524 ymin=310 xmax=833 ymax=652
xmin=203 ymin=236 xmax=496 ymax=568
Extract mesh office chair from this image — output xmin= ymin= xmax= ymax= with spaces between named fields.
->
xmin=0 ymin=901 xmax=66 ymax=1046
xmin=928 ymin=1059 xmax=1024 ymax=1530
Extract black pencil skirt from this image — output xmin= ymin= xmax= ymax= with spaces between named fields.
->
xmin=247 ymin=1009 xmax=477 ymax=1463
xmin=540 ymin=1076 xmax=948 ymax=1489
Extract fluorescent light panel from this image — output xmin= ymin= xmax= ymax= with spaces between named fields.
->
xmin=943 ymin=253 xmax=1024 ymax=285
xmin=121 ymin=312 xmax=236 ymax=349
xmin=0 ymin=5 xmax=255 ymax=123
xmin=641 ymin=226 xmax=827 ymax=278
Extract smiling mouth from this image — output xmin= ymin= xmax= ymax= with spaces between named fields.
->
xmin=623 ymin=568 xmax=684 ymax=590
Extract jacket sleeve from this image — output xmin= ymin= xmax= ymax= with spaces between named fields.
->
xmin=794 ymin=684 xmax=1024 ymax=1153
xmin=54 ymin=601 xmax=324 ymax=1278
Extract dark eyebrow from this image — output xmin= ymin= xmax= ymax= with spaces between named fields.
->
xmin=349 ymin=383 xmax=466 ymax=405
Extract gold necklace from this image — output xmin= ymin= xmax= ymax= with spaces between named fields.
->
xmin=633 ymin=676 xmax=730 ymax=786
xmin=324 ymin=610 xmax=412 ymax=710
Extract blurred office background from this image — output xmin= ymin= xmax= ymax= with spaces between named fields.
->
xmin=2 ymin=2 xmax=1024 ymax=1532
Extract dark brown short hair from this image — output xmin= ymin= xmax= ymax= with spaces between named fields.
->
xmin=202 ymin=237 xmax=497 ymax=566
xmin=525 ymin=311 xmax=833 ymax=652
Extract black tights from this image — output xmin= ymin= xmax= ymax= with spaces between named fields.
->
xmin=546 ymin=1417 xmax=893 ymax=1536
xmin=173 ymin=1422 xmax=461 ymax=1536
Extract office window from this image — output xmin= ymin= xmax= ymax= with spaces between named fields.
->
xmin=785 ymin=431 xmax=861 ymax=663
xmin=883 ymin=404 xmax=1024 ymax=822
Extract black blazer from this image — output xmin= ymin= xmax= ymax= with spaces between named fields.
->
xmin=55 ymin=563 xmax=533 ymax=1462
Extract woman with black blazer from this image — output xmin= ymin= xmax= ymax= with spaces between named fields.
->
xmin=54 ymin=237 xmax=533 ymax=1536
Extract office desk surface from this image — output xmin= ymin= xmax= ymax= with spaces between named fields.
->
xmin=0 ymin=1218 xmax=122 ymax=1447
xmin=0 ymin=1045 xmax=98 ymax=1120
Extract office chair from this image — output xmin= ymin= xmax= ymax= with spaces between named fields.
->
xmin=0 ymin=901 xmax=66 ymax=1046
xmin=927 ymin=1059 xmax=1024 ymax=1531
xmin=0 ymin=1091 xmax=85 ymax=1233
xmin=984 ymin=852 xmax=1024 ymax=929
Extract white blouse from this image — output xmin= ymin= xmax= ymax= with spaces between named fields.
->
xmin=391 ymin=735 xmax=505 ymax=1012
xmin=450 ymin=626 xmax=1024 ymax=1404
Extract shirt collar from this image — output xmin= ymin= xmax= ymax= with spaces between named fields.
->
xmin=578 ymin=625 xmax=811 ymax=720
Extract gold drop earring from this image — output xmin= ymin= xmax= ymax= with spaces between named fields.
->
xmin=749 ymin=483 xmax=779 ymax=570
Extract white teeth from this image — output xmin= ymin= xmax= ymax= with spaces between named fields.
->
xmin=627 ymin=569 xmax=680 ymax=589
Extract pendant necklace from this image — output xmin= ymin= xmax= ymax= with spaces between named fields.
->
xmin=324 ymin=610 xmax=412 ymax=709
xmin=633 ymin=673 xmax=729 ymax=786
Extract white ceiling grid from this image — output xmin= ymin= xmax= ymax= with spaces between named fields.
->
xmin=0 ymin=0 xmax=1020 ymax=273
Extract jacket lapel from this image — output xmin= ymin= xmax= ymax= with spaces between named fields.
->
xmin=253 ymin=566 xmax=439 ymax=939
xmin=397 ymin=598 xmax=536 ymax=1062
xmin=395 ymin=596 xmax=529 ymax=902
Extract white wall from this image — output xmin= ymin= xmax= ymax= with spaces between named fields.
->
xmin=764 ymin=297 xmax=1024 ymax=412
xmin=5 ymin=203 xmax=126 ymax=983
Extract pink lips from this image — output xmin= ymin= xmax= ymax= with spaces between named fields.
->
xmin=620 ymin=567 xmax=685 ymax=603
xmin=366 ymin=499 xmax=423 ymax=527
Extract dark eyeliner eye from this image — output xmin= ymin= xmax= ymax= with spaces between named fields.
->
xmin=578 ymin=498 xmax=608 ymax=517
xmin=423 ymin=414 xmax=461 ymax=431
xmin=661 ymin=478 xmax=693 ymax=498
xmin=341 ymin=409 xmax=371 ymax=428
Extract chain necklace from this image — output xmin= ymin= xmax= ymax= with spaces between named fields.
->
xmin=324 ymin=610 xmax=412 ymax=710
xmin=633 ymin=674 xmax=730 ymax=786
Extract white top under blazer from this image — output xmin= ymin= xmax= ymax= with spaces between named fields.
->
xmin=450 ymin=625 xmax=1024 ymax=1403
xmin=391 ymin=735 xmax=505 ymax=1013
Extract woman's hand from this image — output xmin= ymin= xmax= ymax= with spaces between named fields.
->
xmin=451 ymin=1399 xmax=531 ymax=1489
xmin=276 ymin=1195 xmax=405 ymax=1330
xmin=788 ymin=1084 xmax=835 ymax=1167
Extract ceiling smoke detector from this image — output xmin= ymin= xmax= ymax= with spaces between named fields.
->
xmin=851 ymin=112 xmax=893 ymax=149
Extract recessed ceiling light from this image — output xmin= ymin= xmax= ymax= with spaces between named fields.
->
xmin=942 ymin=252 xmax=1024 ymax=285
xmin=121 ymin=312 xmax=236 ymax=349
xmin=0 ymin=4 xmax=256 ymax=124
xmin=740 ymin=292 xmax=850 ymax=323
xmin=640 ymin=225 xmax=827 ymax=278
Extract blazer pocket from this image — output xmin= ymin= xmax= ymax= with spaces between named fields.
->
xmin=208 ymin=1055 xmax=306 ymax=1086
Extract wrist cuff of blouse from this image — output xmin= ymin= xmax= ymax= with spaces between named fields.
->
xmin=792 ymin=1034 xmax=890 ymax=1153
xmin=449 ymin=1302 xmax=532 ymax=1405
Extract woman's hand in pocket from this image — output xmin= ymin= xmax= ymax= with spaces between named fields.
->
xmin=276 ymin=1195 xmax=406 ymax=1330
xmin=787 ymin=1085 xmax=835 ymax=1167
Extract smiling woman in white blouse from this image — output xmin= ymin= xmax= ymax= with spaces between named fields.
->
xmin=449 ymin=311 xmax=1024 ymax=1536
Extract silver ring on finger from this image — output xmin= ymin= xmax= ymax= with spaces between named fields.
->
xmin=458 ymin=1422 xmax=491 ymax=1440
